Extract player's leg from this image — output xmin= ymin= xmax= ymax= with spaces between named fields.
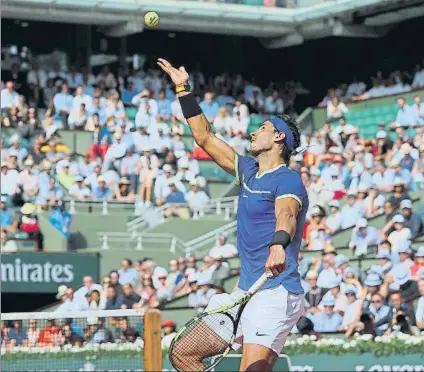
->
xmin=239 ymin=343 xmax=278 ymax=372
xmin=171 ymin=292 xmax=239 ymax=371
xmin=171 ymin=320 xmax=228 ymax=371
xmin=239 ymin=285 xmax=305 ymax=372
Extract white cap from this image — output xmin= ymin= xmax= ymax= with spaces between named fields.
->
xmin=189 ymin=179 xmax=198 ymax=186
xmin=356 ymin=218 xmax=368 ymax=228
xmin=163 ymin=164 xmax=172 ymax=172
xmin=56 ymin=285 xmax=68 ymax=300
xmin=311 ymin=168 xmax=321 ymax=176
xmin=24 ymin=158 xmax=34 ymax=166
xmin=400 ymin=199 xmax=412 ymax=209
xmin=328 ymin=200 xmax=340 ymax=208
xmin=75 ymin=175 xmax=84 ymax=182
xmin=392 ymin=214 xmax=405 ymax=224
xmin=358 ymin=184 xmax=368 ymax=193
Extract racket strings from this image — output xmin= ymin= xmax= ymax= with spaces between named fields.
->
xmin=170 ymin=313 xmax=236 ymax=372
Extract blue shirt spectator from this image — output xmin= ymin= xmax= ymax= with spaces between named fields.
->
xmin=122 ymin=83 xmax=138 ymax=105
xmin=53 ymin=84 xmax=73 ymax=114
xmin=49 ymin=204 xmax=72 ymax=238
xmin=165 ymin=188 xmax=186 ymax=204
xmin=92 ymin=178 xmax=112 ymax=200
xmin=308 ymin=297 xmax=343 ymax=332
xmin=200 ymin=93 xmax=220 ymax=122
xmin=1 ymin=201 xmax=13 ymax=228
xmin=394 ymin=99 xmax=415 ymax=128
xmin=157 ymin=91 xmax=172 ymax=119
xmin=8 ymin=322 xmax=27 ymax=346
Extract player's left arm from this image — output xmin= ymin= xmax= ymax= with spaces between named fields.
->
xmin=265 ymin=197 xmax=301 ymax=278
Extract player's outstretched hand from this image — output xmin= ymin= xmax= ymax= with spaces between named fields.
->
xmin=157 ymin=58 xmax=189 ymax=87
xmin=265 ymin=245 xmax=287 ymax=278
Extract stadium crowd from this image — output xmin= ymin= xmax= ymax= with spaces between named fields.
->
xmin=1 ymin=54 xmax=424 ymax=350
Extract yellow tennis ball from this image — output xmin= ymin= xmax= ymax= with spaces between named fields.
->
xmin=144 ymin=11 xmax=160 ymax=27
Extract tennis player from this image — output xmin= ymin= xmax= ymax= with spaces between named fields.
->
xmin=158 ymin=59 xmax=307 ymax=372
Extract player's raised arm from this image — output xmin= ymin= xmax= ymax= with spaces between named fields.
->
xmin=157 ymin=58 xmax=236 ymax=176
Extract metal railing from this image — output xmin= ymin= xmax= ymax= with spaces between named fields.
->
xmin=98 ymin=219 xmax=238 ymax=256
xmin=67 ymin=199 xmax=144 ymax=216
xmin=126 ymin=196 xmax=239 ymax=234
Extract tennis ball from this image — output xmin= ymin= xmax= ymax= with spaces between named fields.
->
xmin=144 ymin=11 xmax=160 ymax=27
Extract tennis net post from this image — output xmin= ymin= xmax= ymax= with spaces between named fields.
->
xmin=144 ymin=308 xmax=162 ymax=372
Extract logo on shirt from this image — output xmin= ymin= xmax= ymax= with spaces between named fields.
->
xmin=255 ymin=331 xmax=269 ymax=337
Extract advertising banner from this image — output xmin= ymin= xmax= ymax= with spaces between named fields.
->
xmin=1 ymin=252 xmax=100 ymax=293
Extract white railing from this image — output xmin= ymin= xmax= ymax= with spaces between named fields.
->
xmin=67 ymin=199 xmax=146 ymax=216
xmin=98 ymin=219 xmax=238 ymax=256
xmin=126 ymin=196 xmax=239 ymax=234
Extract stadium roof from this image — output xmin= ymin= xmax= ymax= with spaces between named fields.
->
xmin=3 ymin=0 xmax=424 ymax=47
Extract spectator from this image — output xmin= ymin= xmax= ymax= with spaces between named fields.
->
xmin=74 ymin=276 xmax=103 ymax=299
xmin=156 ymin=274 xmax=172 ymax=303
xmin=105 ymin=286 xmax=125 ymax=310
xmin=308 ymin=297 xmax=343 ymax=332
xmin=1 ymin=81 xmax=19 ymax=109
xmin=326 ymin=97 xmax=348 ymax=122
xmin=185 ymin=179 xmax=209 ymax=218
xmin=115 ymin=177 xmax=135 ymax=202
xmin=210 ymin=257 xmax=230 ymax=287
xmin=120 ymin=318 xmax=138 ymax=343
xmin=305 ymin=270 xmax=327 ymax=314
xmin=209 ymin=232 xmax=237 ymax=259
xmin=87 ymin=290 xmax=106 ymax=310
xmin=340 ymin=192 xmax=364 ymax=229
xmin=69 ymin=176 xmax=91 ymax=201
xmin=8 ymin=320 xmax=26 ymax=346
xmin=392 ymin=266 xmax=420 ymax=304
xmin=349 ymin=218 xmax=381 ymax=256
xmin=164 ymin=179 xmax=186 ymax=218
xmin=18 ymin=203 xmax=44 ymax=251
xmin=135 ymin=276 xmax=159 ymax=308
xmin=122 ymin=283 xmax=142 ymax=309
xmin=326 ymin=200 xmax=342 ymax=234
xmin=340 ymin=285 xmax=362 ymax=330
xmin=411 ymin=247 xmax=424 ymax=279
xmin=161 ymin=320 xmax=177 ymax=349
xmin=385 ymin=215 xmax=412 ymax=254
xmin=26 ymin=320 xmax=41 ymax=347
xmin=1 ymin=229 xmax=18 ymax=253
xmin=400 ymin=199 xmax=423 ymax=239
xmin=39 ymin=319 xmax=60 ymax=346
xmin=118 ymin=259 xmax=138 ymax=287
xmin=320 ymin=278 xmax=348 ymax=315
xmin=92 ymin=176 xmax=112 ymax=201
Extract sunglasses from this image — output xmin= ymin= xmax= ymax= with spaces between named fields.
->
xmin=371 ymin=300 xmax=381 ymax=303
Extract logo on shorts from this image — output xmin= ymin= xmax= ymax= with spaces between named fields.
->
xmin=255 ymin=331 xmax=268 ymax=336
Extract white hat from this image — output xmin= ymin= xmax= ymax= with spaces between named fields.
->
xmin=62 ymin=160 xmax=70 ymax=168
xmin=358 ymin=184 xmax=368 ymax=193
xmin=393 ymin=177 xmax=405 ymax=186
xmin=86 ymin=316 xmax=98 ymax=326
xmin=114 ymin=131 xmax=122 ymax=139
xmin=75 ymin=175 xmax=84 ymax=182
xmin=400 ymin=199 xmax=412 ymax=209
xmin=415 ymin=246 xmax=424 ymax=257
xmin=56 ymin=285 xmax=68 ymax=299
xmin=179 ymin=160 xmax=189 ymax=169
xmin=24 ymin=158 xmax=34 ymax=166
xmin=20 ymin=203 xmax=35 ymax=215
xmin=189 ymin=179 xmax=198 ymax=186
xmin=43 ymin=161 xmax=52 ymax=170
xmin=163 ymin=164 xmax=172 ymax=172
xmin=393 ymin=266 xmax=410 ymax=286
xmin=328 ymin=200 xmax=340 ymax=208
xmin=392 ymin=214 xmax=405 ymax=224
xmin=344 ymin=284 xmax=358 ymax=296
xmin=311 ymin=168 xmax=321 ymax=176
xmin=97 ymin=175 xmax=105 ymax=182
xmin=356 ymin=218 xmax=368 ymax=228
xmin=390 ymin=159 xmax=400 ymax=168
xmin=1 ymin=195 xmax=7 ymax=203
xmin=167 ymin=178 xmax=176 ymax=186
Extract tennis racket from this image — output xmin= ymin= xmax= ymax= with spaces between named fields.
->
xmin=168 ymin=271 xmax=274 ymax=372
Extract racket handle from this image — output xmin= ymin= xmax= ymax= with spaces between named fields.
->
xmin=247 ymin=271 xmax=274 ymax=295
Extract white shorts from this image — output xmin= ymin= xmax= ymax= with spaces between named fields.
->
xmin=204 ymin=285 xmax=305 ymax=355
